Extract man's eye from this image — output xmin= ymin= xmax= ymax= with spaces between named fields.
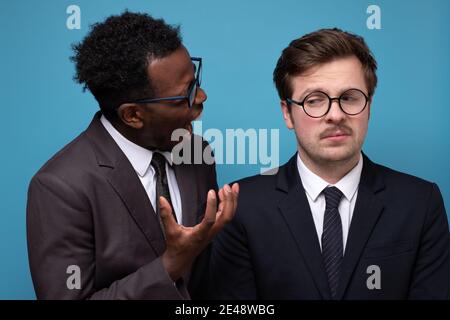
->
xmin=171 ymin=99 xmax=185 ymax=106
xmin=307 ymin=97 xmax=325 ymax=105
xmin=341 ymin=95 xmax=356 ymax=101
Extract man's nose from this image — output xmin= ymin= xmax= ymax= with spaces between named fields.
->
xmin=195 ymin=87 xmax=207 ymax=104
xmin=324 ymin=98 xmax=345 ymax=122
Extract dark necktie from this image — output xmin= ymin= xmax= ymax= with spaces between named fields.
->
xmin=151 ymin=152 xmax=177 ymax=223
xmin=321 ymin=186 xmax=344 ymax=299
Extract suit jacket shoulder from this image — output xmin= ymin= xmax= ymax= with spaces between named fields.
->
xmin=210 ymin=152 xmax=449 ymax=299
xmin=27 ymin=112 xmax=217 ymax=299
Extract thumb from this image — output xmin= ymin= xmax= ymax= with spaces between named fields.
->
xmin=159 ymin=196 xmax=177 ymax=230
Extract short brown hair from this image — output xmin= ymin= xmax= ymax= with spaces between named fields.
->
xmin=273 ymin=28 xmax=377 ymax=101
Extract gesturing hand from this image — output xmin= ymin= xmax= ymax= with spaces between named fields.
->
xmin=160 ymin=183 xmax=239 ymax=281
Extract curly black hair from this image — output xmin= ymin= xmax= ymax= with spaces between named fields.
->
xmin=71 ymin=11 xmax=182 ymax=119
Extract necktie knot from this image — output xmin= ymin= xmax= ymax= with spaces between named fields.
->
xmin=151 ymin=152 xmax=167 ymax=178
xmin=323 ymin=186 xmax=343 ymax=210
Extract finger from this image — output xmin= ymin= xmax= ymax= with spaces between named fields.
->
xmin=217 ymin=187 xmax=225 ymax=214
xmin=231 ymin=182 xmax=239 ymax=195
xmin=217 ymin=185 xmax=230 ymax=214
xmin=219 ymin=184 xmax=234 ymax=221
xmin=159 ymin=196 xmax=178 ymax=233
xmin=214 ymin=184 xmax=232 ymax=225
xmin=205 ymin=184 xmax=239 ymax=239
xmin=230 ymin=183 xmax=239 ymax=214
xmin=195 ymin=190 xmax=217 ymax=238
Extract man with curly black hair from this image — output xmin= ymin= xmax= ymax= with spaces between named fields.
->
xmin=26 ymin=11 xmax=238 ymax=300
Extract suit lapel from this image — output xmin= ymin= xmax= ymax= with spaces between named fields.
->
xmin=277 ymin=155 xmax=332 ymax=299
xmin=335 ymin=154 xmax=385 ymax=299
xmin=85 ymin=112 xmax=166 ymax=256
xmin=106 ymin=159 xmax=166 ymax=255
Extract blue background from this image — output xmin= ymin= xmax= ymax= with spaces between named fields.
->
xmin=1 ymin=0 xmax=449 ymax=299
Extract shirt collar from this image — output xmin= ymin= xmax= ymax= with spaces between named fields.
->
xmin=100 ymin=115 xmax=173 ymax=177
xmin=296 ymin=152 xmax=363 ymax=202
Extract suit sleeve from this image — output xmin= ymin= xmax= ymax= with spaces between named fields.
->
xmin=27 ymin=173 xmax=185 ymax=300
xmin=408 ymin=183 xmax=450 ymax=299
xmin=209 ymin=207 xmax=258 ymax=299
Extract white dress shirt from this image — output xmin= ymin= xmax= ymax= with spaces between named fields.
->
xmin=100 ymin=115 xmax=183 ymax=224
xmin=296 ymin=153 xmax=363 ymax=252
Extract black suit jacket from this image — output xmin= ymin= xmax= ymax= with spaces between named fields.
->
xmin=210 ymin=153 xmax=450 ymax=299
xmin=26 ymin=112 xmax=217 ymax=299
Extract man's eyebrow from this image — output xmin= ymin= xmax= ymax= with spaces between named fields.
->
xmin=173 ymin=61 xmax=197 ymax=96
xmin=296 ymin=87 xmax=327 ymax=99
xmin=175 ymin=77 xmax=195 ymax=97
xmin=297 ymin=86 xmax=362 ymax=99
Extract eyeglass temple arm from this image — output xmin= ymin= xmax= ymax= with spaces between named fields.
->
xmin=133 ymin=96 xmax=188 ymax=104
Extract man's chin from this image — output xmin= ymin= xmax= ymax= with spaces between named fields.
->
xmin=163 ymin=127 xmax=194 ymax=151
xmin=319 ymin=147 xmax=359 ymax=163
xmin=186 ymin=122 xmax=193 ymax=135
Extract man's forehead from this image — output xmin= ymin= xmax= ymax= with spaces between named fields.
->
xmin=148 ymin=48 xmax=192 ymax=76
xmin=146 ymin=47 xmax=194 ymax=93
xmin=290 ymin=57 xmax=367 ymax=95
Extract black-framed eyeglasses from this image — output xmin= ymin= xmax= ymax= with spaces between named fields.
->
xmin=286 ymin=88 xmax=369 ymax=118
xmin=130 ymin=57 xmax=202 ymax=109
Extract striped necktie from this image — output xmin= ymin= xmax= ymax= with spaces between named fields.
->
xmin=321 ymin=186 xmax=344 ymax=299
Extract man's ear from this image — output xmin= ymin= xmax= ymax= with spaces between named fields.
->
xmin=280 ymin=100 xmax=294 ymax=130
xmin=117 ymin=103 xmax=145 ymax=129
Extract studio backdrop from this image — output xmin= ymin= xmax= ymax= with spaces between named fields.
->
xmin=1 ymin=0 xmax=449 ymax=299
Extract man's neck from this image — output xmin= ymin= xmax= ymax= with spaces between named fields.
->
xmin=108 ymin=117 xmax=153 ymax=150
xmin=298 ymin=150 xmax=361 ymax=185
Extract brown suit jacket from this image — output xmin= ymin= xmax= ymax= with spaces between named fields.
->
xmin=26 ymin=112 xmax=217 ymax=299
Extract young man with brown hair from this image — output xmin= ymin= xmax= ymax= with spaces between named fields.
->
xmin=210 ymin=28 xmax=449 ymax=300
